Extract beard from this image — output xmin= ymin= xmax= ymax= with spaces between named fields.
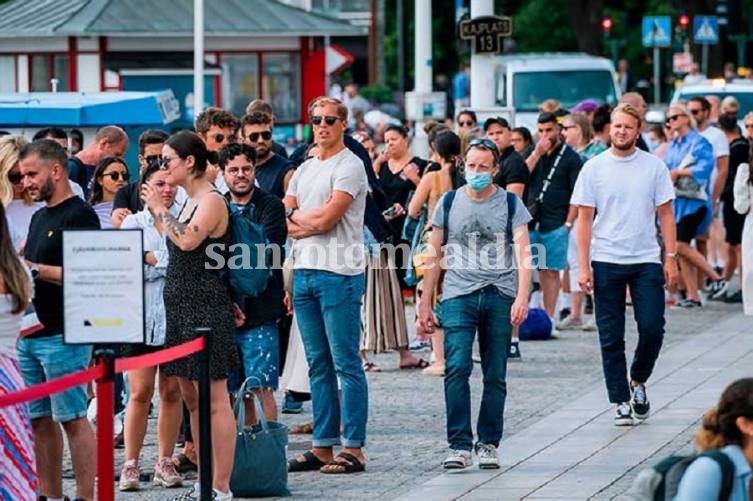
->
xmin=612 ymin=138 xmax=636 ymax=151
xmin=34 ymin=176 xmax=55 ymax=202
xmin=229 ymin=183 xmax=253 ymax=198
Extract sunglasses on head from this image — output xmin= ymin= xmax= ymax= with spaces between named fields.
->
xmin=8 ymin=172 xmax=22 ymax=184
xmin=102 ymin=171 xmax=130 ymax=182
xmin=311 ymin=115 xmax=339 ymax=126
xmin=247 ymin=131 xmax=273 ymax=142
xmin=467 ymin=138 xmax=500 ymax=162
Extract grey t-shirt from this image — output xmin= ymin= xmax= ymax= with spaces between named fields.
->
xmin=287 ymin=147 xmax=367 ymax=276
xmin=430 ymin=187 xmax=532 ymax=300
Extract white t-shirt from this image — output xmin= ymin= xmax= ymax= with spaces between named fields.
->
xmin=287 ymin=147 xmax=367 ymax=275
xmin=700 ymin=125 xmax=730 ymax=159
xmin=570 ymin=149 xmax=675 ymax=265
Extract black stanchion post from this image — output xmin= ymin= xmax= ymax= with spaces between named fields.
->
xmin=196 ymin=327 xmax=213 ymax=501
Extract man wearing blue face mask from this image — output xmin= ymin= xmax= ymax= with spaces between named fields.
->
xmin=417 ymin=139 xmax=533 ymax=470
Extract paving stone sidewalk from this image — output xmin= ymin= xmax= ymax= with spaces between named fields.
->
xmin=61 ymin=301 xmax=745 ymax=500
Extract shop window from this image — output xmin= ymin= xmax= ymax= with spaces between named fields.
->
xmin=0 ymin=56 xmax=15 ymax=92
xmin=30 ymin=54 xmax=69 ymax=91
xmin=262 ymin=53 xmax=301 ymax=123
xmin=222 ymin=54 xmax=259 ymax=117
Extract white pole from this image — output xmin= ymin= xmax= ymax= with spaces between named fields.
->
xmin=470 ymin=0 xmax=495 ymax=110
xmin=412 ymin=0 xmax=432 ymax=157
xmin=193 ymin=0 xmax=205 ymax=120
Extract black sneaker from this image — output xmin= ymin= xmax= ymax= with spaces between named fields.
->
xmin=631 ymin=383 xmax=650 ymax=420
xmin=558 ymin=307 xmax=571 ymax=321
xmin=676 ymin=298 xmax=702 ymax=309
xmin=508 ymin=341 xmax=521 ymax=360
xmin=724 ymin=290 xmax=743 ymax=303
xmin=614 ymin=402 xmax=634 ymax=426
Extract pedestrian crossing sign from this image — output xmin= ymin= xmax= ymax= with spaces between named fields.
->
xmin=642 ymin=16 xmax=672 ymax=47
xmin=693 ymin=16 xmax=719 ymax=44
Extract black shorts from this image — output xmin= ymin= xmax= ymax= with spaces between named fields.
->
xmin=676 ymin=206 xmax=707 ymax=243
xmin=723 ymin=199 xmax=746 ymax=246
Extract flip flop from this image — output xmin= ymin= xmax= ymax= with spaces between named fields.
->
xmin=399 ymin=358 xmax=430 ymax=370
xmin=320 ymin=452 xmax=366 ymax=474
xmin=362 ymin=361 xmax=382 ymax=372
xmin=288 ymin=450 xmax=327 ymax=472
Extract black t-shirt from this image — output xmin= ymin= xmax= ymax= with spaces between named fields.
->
xmin=271 ymin=141 xmax=288 ymax=159
xmin=67 ymin=156 xmax=95 ymax=199
xmin=255 ymin=153 xmax=294 ymax=200
xmin=494 ymin=146 xmax=529 ymax=189
xmin=378 ymin=156 xmax=428 ymax=238
xmin=722 ymin=137 xmax=750 ymax=202
xmin=526 ymin=143 xmax=582 ymax=232
xmin=636 ymin=134 xmax=649 ymax=152
xmin=24 ymin=196 xmax=101 ymax=337
xmin=113 ymin=182 xmax=142 ymax=213
xmin=228 ymin=189 xmax=288 ymax=328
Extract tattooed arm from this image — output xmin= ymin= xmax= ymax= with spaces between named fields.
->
xmin=143 ymin=184 xmax=227 ymax=252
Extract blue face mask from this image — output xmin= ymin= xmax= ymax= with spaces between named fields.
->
xmin=466 ymin=171 xmax=493 ymax=191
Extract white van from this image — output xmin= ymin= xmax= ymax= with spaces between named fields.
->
xmin=493 ymin=53 xmax=621 ymax=131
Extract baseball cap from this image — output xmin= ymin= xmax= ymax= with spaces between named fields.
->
xmin=572 ymin=99 xmax=599 ymax=113
xmin=483 ymin=116 xmax=510 ymax=131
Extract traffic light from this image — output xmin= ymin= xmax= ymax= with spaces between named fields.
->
xmin=601 ymin=17 xmax=613 ymax=34
xmin=678 ymin=14 xmax=690 ymax=30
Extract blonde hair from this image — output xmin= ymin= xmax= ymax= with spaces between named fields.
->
xmin=611 ymin=103 xmax=644 ymax=129
xmin=539 ymin=99 xmax=561 ymax=113
xmin=307 ymin=96 xmax=349 ymax=122
xmin=565 ymin=113 xmax=594 ymax=145
xmin=0 ymin=135 xmax=30 ymax=207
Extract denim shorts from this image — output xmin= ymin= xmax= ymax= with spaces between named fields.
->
xmin=17 ymin=335 xmax=92 ymax=422
xmin=529 ymin=224 xmax=569 ymax=270
xmin=228 ymin=322 xmax=280 ymax=393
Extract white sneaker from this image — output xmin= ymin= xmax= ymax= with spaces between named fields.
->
xmin=442 ymin=449 xmax=472 ymax=469
xmin=476 ymin=443 xmax=500 ymax=469
xmin=212 ymin=489 xmax=233 ymax=501
xmin=614 ymin=402 xmax=634 ymax=426
xmin=556 ymin=316 xmax=584 ymax=330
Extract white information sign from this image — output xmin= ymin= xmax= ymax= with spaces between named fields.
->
xmin=63 ymin=230 xmax=144 ymax=345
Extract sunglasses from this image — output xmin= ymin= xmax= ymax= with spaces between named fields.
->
xmin=458 ymin=121 xmax=475 ymax=127
xmin=311 ymin=115 xmax=339 ymax=126
xmin=102 ymin=171 xmax=130 ymax=182
xmin=467 ymin=138 xmax=500 ymax=162
xmin=211 ymin=133 xmax=235 ymax=144
xmin=688 ymin=109 xmax=703 ymax=115
xmin=666 ymin=114 xmax=683 ymax=123
xmin=247 ymin=131 xmax=272 ymax=142
xmin=745 ymin=124 xmax=753 ymax=129
xmin=8 ymin=172 xmax=22 ymax=184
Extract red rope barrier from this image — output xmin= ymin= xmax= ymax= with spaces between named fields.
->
xmin=0 ymin=364 xmax=104 ymax=407
xmin=115 ymin=336 xmax=205 ymax=373
xmin=0 ymin=337 xmax=207 ymax=408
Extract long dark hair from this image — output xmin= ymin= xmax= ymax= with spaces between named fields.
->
xmin=696 ymin=378 xmax=753 ymax=450
xmin=0 ymin=204 xmax=30 ymax=314
xmin=89 ymin=156 xmax=128 ymax=205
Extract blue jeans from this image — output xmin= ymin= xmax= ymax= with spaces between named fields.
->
xmin=293 ymin=269 xmax=367 ymax=448
xmin=441 ymin=285 xmax=513 ymax=451
xmin=592 ymin=261 xmax=665 ymax=403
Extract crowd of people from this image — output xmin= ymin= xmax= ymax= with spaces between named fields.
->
xmin=1 ymin=86 xmax=753 ymax=500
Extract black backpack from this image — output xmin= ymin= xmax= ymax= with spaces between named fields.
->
xmin=627 ymin=450 xmax=735 ymax=501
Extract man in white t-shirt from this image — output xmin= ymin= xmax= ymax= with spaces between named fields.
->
xmin=571 ymin=104 xmax=679 ymax=427
xmin=284 ymin=96 xmax=369 ymax=474
xmin=688 ymin=96 xmax=730 ymax=279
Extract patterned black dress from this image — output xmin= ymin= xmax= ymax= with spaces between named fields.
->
xmin=162 ymin=198 xmax=238 ymax=380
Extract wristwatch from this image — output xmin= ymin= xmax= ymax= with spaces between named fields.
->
xmin=30 ymin=263 xmax=40 ymax=279
xmin=285 ymin=207 xmax=296 ymax=220
xmin=665 ymin=252 xmax=679 ymax=260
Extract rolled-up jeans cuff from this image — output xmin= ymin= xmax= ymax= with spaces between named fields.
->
xmin=312 ymin=437 xmax=341 ymax=448
xmin=341 ymin=437 xmax=366 ymax=448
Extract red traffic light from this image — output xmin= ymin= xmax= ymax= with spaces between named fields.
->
xmin=601 ymin=17 xmax=613 ymax=32
xmin=679 ymin=14 xmax=690 ymax=28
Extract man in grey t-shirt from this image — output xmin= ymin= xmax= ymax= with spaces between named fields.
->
xmin=284 ymin=97 xmax=369 ymax=474
xmin=418 ymin=139 xmax=532 ymax=470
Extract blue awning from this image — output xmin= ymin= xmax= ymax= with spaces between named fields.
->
xmin=0 ymin=90 xmax=181 ymax=127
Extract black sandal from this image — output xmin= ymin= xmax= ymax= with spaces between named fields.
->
xmin=320 ymin=452 xmax=366 ymax=474
xmin=288 ymin=450 xmax=327 ymax=472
